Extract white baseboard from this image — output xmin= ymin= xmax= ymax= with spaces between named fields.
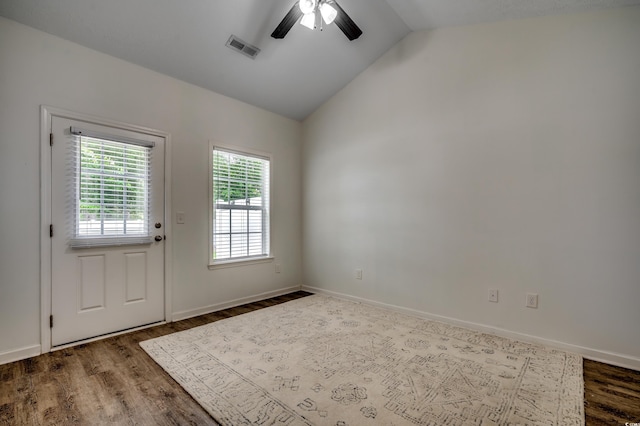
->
xmin=172 ymin=285 xmax=302 ymax=322
xmin=0 ymin=344 xmax=41 ymax=366
xmin=0 ymin=286 xmax=303 ymax=366
xmin=302 ymin=285 xmax=640 ymax=372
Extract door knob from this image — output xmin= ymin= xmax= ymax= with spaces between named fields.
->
xmin=155 ymin=222 xmax=162 ymax=229
xmin=154 ymin=235 xmax=163 ymax=242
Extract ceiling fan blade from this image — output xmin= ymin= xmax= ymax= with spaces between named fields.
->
xmin=271 ymin=3 xmax=304 ymax=39
xmin=333 ymin=1 xmax=362 ymax=41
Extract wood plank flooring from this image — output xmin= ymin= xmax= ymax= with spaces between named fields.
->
xmin=1 ymin=291 xmax=638 ymax=425
xmin=584 ymin=358 xmax=640 ymax=425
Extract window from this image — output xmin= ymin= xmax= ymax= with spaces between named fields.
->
xmin=210 ymin=145 xmax=270 ymax=264
xmin=69 ymin=127 xmax=153 ymax=247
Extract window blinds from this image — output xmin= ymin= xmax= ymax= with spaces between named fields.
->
xmin=212 ymin=148 xmax=270 ymax=261
xmin=68 ymin=128 xmax=153 ymax=248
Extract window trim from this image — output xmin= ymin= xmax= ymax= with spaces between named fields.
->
xmin=208 ymin=141 xmax=272 ymax=267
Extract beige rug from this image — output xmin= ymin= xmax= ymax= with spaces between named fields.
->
xmin=140 ymin=295 xmax=584 ymax=425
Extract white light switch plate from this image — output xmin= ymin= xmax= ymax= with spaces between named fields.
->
xmin=176 ymin=211 xmax=185 ymax=224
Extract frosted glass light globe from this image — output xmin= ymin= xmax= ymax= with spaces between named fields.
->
xmin=299 ymin=0 xmax=317 ymax=15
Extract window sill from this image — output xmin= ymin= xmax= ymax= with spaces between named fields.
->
xmin=208 ymin=256 xmax=274 ymax=270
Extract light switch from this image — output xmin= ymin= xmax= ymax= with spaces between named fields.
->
xmin=176 ymin=211 xmax=185 ymax=224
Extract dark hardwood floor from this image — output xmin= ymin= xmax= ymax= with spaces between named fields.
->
xmin=584 ymin=358 xmax=640 ymax=425
xmin=1 ymin=290 xmax=638 ymax=425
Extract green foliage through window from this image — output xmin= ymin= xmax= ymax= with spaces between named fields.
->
xmin=77 ymin=136 xmax=150 ymax=236
xmin=213 ymin=151 xmax=264 ymax=202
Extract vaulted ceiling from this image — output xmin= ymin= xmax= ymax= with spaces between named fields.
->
xmin=1 ymin=0 xmax=638 ymax=121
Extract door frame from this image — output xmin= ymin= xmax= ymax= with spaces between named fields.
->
xmin=40 ymin=105 xmax=173 ymax=353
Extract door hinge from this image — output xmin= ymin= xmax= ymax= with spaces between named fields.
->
xmin=49 ymin=133 xmax=53 ymax=146
xmin=49 ymin=315 xmax=53 ymax=328
xmin=50 ymin=224 xmax=53 ymax=238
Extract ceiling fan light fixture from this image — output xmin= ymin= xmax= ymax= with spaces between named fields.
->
xmin=299 ymin=0 xmax=317 ymax=15
xmin=271 ymin=0 xmax=361 ymax=41
xmin=300 ymin=12 xmax=316 ymax=29
xmin=320 ymin=2 xmax=337 ymax=25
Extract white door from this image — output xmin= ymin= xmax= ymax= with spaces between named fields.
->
xmin=50 ymin=116 xmax=165 ymax=347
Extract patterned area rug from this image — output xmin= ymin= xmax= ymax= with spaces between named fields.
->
xmin=140 ymin=295 xmax=584 ymax=425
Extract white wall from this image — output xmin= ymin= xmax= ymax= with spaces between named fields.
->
xmin=0 ymin=16 xmax=302 ymax=361
xmin=302 ymin=7 xmax=640 ymax=368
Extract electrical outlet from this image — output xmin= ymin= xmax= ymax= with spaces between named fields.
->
xmin=275 ymin=264 xmax=281 ymax=273
xmin=355 ymin=269 xmax=363 ymax=280
xmin=526 ymin=293 xmax=538 ymax=308
xmin=488 ymin=289 xmax=499 ymax=303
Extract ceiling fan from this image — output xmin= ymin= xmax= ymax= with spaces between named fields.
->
xmin=271 ymin=0 xmax=362 ymax=41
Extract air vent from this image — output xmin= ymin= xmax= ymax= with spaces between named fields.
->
xmin=225 ymin=35 xmax=260 ymax=60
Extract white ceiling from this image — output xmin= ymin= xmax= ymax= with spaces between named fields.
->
xmin=1 ymin=0 xmax=639 ymax=121
xmin=385 ymin=0 xmax=640 ymax=31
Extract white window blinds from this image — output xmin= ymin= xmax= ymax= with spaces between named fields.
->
xmin=211 ymin=147 xmax=270 ymax=262
xmin=69 ymin=127 xmax=153 ymax=248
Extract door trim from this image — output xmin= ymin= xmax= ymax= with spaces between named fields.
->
xmin=40 ymin=105 xmax=173 ymax=353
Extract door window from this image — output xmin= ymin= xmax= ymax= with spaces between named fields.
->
xmin=68 ymin=127 xmax=154 ymax=248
